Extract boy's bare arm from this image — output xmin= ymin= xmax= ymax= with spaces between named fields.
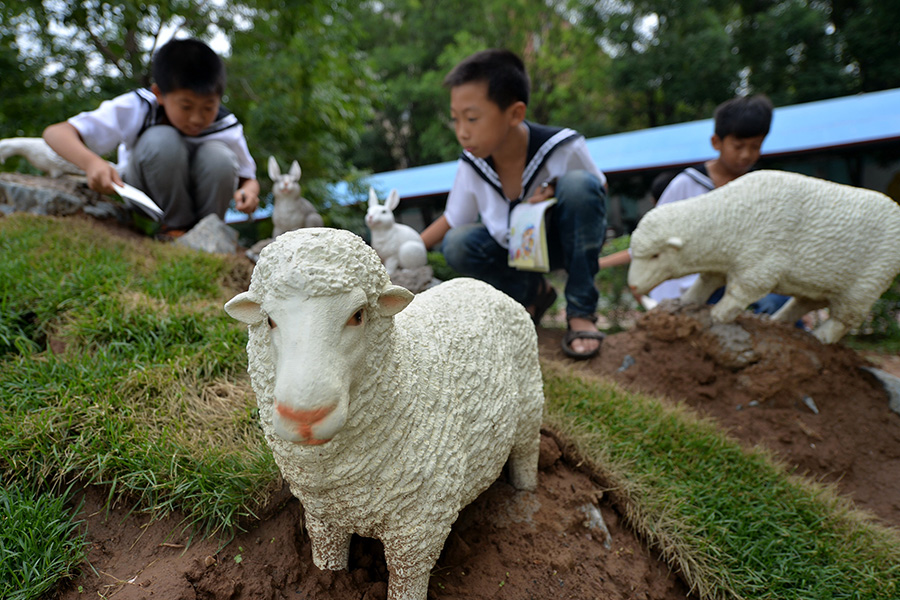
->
xmin=420 ymin=214 xmax=451 ymax=249
xmin=43 ymin=122 xmax=122 ymax=194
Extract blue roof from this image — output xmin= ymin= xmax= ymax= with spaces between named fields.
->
xmin=353 ymin=87 xmax=900 ymax=202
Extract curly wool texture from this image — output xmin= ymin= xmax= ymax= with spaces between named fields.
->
xmin=237 ymin=228 xmax=544 ymax=600
xmin=628 ymin=170 xmax=900 ymax=343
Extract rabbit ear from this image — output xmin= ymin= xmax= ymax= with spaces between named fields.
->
xmin=368 ymin=187 xmax=380 ymax=208
xmin=386 ymin=189 xmax=400 ymax=211
xmin=288 ymin=160 xmax=302 ymax=181
xmin=268 ymin=156 xmax=281 ymax=180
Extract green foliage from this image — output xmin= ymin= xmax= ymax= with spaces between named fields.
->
xmin=543 ymin=364 xmax=900 ymax=599
xmin=0 ymin=480 xmax=86 ymax=600
xmin=427 ymin=251 xmax=461 ymax=282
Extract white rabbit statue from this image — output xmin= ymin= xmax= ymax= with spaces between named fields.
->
xmin=365 ymin=187 xmax=428 ymax=276
xmin=268 ymin=156 xmax=324 ymax=238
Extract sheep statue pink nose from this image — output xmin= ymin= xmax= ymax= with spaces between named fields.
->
xmin=273 ymin=404 xmax=334 ymax=445
xmin=224 ymin=228 xmax=544 ymax=600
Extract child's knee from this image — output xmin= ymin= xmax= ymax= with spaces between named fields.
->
xmin=194 ymin=141 xmax=238 ymax=179
xmin=136 ymin=126 xmax=187 ymax=165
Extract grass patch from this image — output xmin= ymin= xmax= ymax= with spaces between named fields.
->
xmin=542 ymin=361 xmax=900 ymax=599
xmin=0 ymin=479 xmax=85 ymax=600
xmin=0 ymin=214 xmax=278 ymax=598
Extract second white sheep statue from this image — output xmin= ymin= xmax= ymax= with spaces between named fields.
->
xmin=225 ymin=228 xmax=544 ymax=600
xmin=366 ymin=187 xmax=428 ymax=276
xmin=628 ymin=170 xmax=900 ymax=344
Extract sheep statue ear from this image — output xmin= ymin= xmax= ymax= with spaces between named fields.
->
xmin=225 ymin=292 xmax=265 ymax=324
xmin=267 ymin=156 xmax=281 ymax=180
xmin=386 ymin=189 xmax=400 ymax=211
xmin=376 ymin=285 xmax=414 ymax=317
xmin=666 ymin=236 xmax=684 ymax=249
xmin=368 ymin=187 xmax=380 ymax=209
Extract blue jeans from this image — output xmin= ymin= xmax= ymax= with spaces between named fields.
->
xmin=442 ymin=170 xmax=607 ymax=319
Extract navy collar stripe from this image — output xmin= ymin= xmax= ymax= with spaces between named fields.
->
xmin=460 ymin=122 xmax=581 ymax=202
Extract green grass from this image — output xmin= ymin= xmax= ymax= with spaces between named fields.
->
xmin=0 ymin=215 xmax=279 ymax=598
xmin=0 ymin=479 xmax=85 ymax=600
xmin=542 ymin=361 xmax=900 ymax=600
xmin=3 ymin=213 xmax=900 ymax=600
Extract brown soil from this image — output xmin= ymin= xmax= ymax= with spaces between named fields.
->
xmin=10 ymin=175 xmax=897 ymax=599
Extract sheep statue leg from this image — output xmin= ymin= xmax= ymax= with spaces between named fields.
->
xmin=507 ymin=427 xmax=540 ymax=491
xmin=771 ymin=297 xmax=825 ymax=324
xmin=681 ymin=273 xmax=726 ymax=306
xmin=709 ymin=281 xmax=768 ymax=323
xmin=381 ymin=523 xmax=452 ymax=600
xmin=305 ymin=514 xmax=353 ymax=570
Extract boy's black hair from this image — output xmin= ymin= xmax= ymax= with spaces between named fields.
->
xmin=713 ymin=94 xmax=773 ymax=139
xmin=152 ymin=38 xmax=226 ymax=97
xmin=443 ymin=49 xmax=530 ymax=109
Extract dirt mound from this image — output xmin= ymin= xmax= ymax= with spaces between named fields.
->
xmin=539 ymin=302 xmax=900 ymax=528
xmin=55 ymin=434 xmax=688 ymax=600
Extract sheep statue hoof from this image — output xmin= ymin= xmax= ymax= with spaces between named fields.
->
xmin=627 ymin=170 xmax=900 ymax=344
xmin=224 ymin=228 xmax=544 ymax=600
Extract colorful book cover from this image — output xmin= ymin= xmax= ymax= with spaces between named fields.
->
xmin=508 ymin=198 xmax=556 ymax=272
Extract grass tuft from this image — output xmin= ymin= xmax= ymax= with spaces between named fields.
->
xmin=0 ymin=479 xmax=85 ymax=600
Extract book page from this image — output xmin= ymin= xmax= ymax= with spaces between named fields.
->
xmin=112 ymin=183 xmax=164 ymax=221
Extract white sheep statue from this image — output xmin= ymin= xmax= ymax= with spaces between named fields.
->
xmin=627 ymin=170 xmax=900 ymax=344
xmin=366 ymin=187 xmax=428 ymax=276
xmin=0 ymin=137 xmax=83 ymax=177
xmin=224 ymin=228 xmax=543 ymax=600
xmin=268 ymin=156 xmax=324 ymax=238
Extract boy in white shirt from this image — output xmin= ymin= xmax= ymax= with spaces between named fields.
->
xmin=421 ymin=49 xmax=608 ymax=359
xmin=43 ymin=38 xmax=259 ymax=236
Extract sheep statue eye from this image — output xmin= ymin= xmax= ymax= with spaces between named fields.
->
xmin=267 ymin=316 xmax=277 ymax=329
xmin=347 ymin=309 xmax=365 ymax=327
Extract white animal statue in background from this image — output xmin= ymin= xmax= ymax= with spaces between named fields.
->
xmin=366 ymin=187 xmax=428 ymax=276
xmin=627 ymin=170 xmax=900 ymax=344
xmin=0 ymin=137 xmax=83 ymax=177
xmin=268 ymin=156 xmax=324 ymax=238
xmin=225 ymin=228 xmax=543 ymax=600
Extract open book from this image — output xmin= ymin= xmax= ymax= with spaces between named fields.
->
xmin=112 ymin=183 xmax=164 ymax=221
xmin=508 ymin=198 xmax=556 ymax=272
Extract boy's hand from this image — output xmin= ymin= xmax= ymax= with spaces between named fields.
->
xmin=84 ymin=156 xmax=123 ymax=195
xmin=526 ymin=179 xmax=556 ymax=204
xmin=234 ymin=187 xmax=259 ymax=214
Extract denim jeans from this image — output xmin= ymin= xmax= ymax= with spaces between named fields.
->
xmin=442 ymin=170 xmax=607 ymax=319
xmin=124 ymin=125 xmax=238 ymax=230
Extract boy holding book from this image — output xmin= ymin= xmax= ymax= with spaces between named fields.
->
xmin=43 ymin=38 xmax=259 ymax=235
xmin=420 ymin=49 xmax=608 ymax=359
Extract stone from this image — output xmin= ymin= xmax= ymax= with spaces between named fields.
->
xmin=176 ymin=214 xmax=239 ymax=254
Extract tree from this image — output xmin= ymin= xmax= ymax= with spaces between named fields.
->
xmin=349 ymin=0 xmax=615 ymax=172
xmin=573 ymin=0 xmax=742 ymax=130
xmin=225 ymin=0 xmax=379 ymax=210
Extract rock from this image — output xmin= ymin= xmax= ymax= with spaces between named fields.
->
xmin=176 ymin=214 xmax=239 ymax=254
xmin=0 ymin=177 xmax=87 ymax=216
